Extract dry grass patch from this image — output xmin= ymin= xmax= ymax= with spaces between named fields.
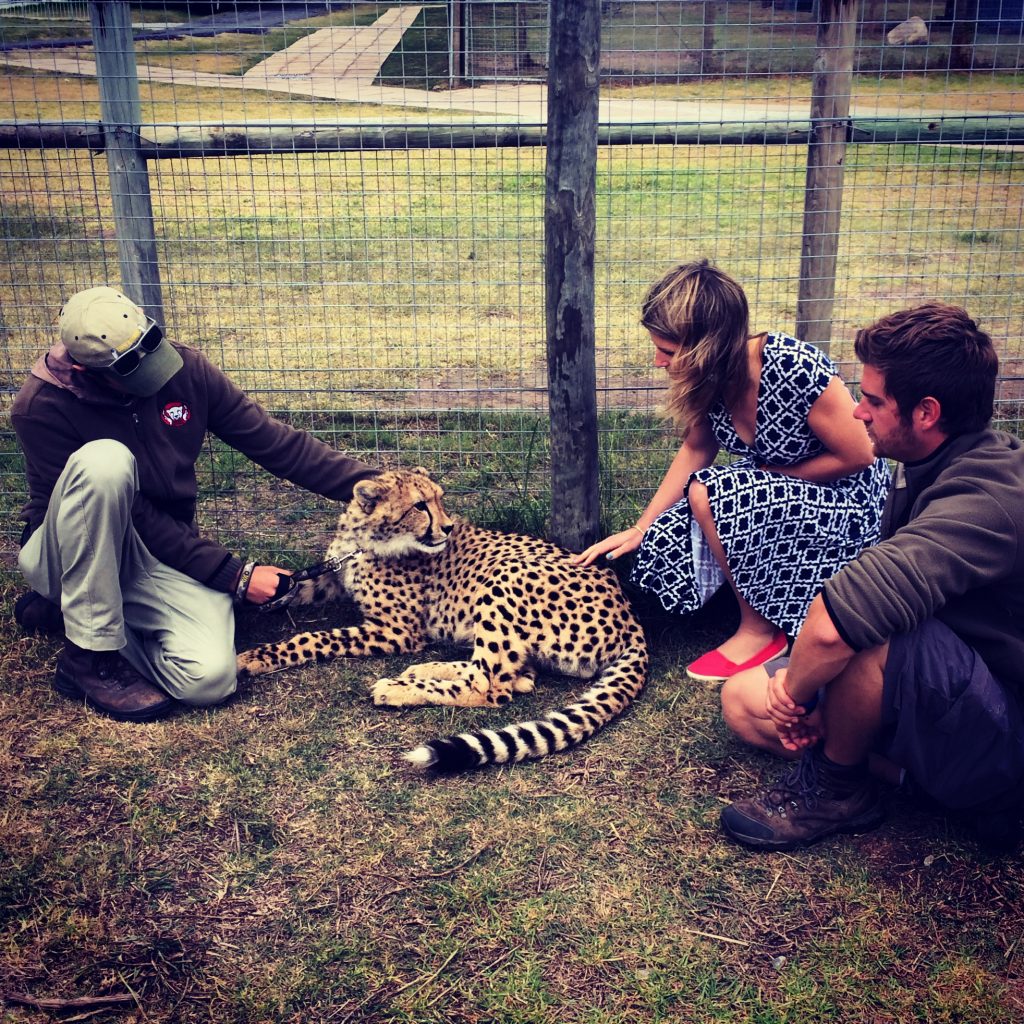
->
xmin=0 ymin=67 xmax=439 ymax=123
xmin=2 ymin=578 xmax=1024 ymax=1022
xmin=619 ymin=74 xmax=1024 ymax=113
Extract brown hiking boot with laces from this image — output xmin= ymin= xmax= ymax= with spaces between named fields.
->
xmin=720 ymin=747 xmax=884 ymax=851
xmin=54 ymin=640 xmax=174 ymax=722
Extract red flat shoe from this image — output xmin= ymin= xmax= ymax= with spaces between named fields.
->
xmin=686 ymin=631 xmax=789 ymax=683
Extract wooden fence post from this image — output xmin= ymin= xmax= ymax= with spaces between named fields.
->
xmin=795 ymin=0 xmax=859 ymax=353
xmin=545 ymin=0 xmax=600 ymax=550
xmin=449 ymin=0 xmax=463 ymax=88
xmin=88 ymin=1 xmax=163 ymax=321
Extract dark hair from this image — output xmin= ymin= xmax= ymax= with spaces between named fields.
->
xmin=640 ymin=260 xmax=751 ymax=435
xmin=854 ymin=303 xmax=997 ymax=435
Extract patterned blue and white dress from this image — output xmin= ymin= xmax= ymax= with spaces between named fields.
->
xmin=631 ymin=332 xmax=891 ymax=636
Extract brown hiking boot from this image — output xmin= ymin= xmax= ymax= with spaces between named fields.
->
xmin=720 ymin=748 xmax=884 ymax=851
xmin=54 ymin=640 xmax=174 ymax=722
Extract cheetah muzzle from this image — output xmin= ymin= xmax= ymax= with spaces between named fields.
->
xmin=236 ymin=467 xmax=649 ymax=772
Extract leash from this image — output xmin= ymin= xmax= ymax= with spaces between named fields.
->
xmin=260 ymin=551 xmax=356 ymax=613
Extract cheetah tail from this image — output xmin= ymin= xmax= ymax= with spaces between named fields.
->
xmin=403 ymin=644 xmax=649 ymax=774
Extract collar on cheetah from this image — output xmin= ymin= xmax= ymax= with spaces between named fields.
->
xmin=260 ymin=552 xmax=356 ymax=613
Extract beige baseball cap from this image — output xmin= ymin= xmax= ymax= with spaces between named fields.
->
xmin=58 ymin=286 xmax=183 ymax=396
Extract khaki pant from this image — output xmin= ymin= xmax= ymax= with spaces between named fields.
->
xmin=19 ymin=439 xmax=237 ymax=706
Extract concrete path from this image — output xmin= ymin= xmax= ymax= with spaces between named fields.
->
xmin=3 ymin=43 xmax=986 ymax=126
xmin=243 ymin=5 xmax=422 ymax=88
xmin=0 ymin=5 xmax=1008 ymax=124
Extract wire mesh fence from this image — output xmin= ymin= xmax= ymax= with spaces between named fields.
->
xmin=459 ymin=1 xmax=1024 ymax=85
xmin=0 ymin=1 xmax=89 ymax=19
xmin=1 ymin=0 xmax=1022 ymax=564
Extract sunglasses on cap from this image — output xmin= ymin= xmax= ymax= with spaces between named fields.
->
xmin=106 ymin=320 xmax=164 ymax=377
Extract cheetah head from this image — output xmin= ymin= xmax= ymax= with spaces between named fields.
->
xmin=346 ymin=467 xmax=454 ymax=559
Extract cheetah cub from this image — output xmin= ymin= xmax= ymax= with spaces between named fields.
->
xmin=236 ymin=468 xmax=649 ymax=772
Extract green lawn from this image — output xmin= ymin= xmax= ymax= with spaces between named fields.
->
xmin=2 ymin=557 xmax=1023 ymax=1022
xmin=2 ymin=423 xmax=1024 ymax=1021
xmin=1 ymin=140 xmax=1021 ymax=550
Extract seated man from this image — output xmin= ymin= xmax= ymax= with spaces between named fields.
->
xmin=719 ymin=303 xmax=1024 ymax=851
xmin=13 ymin=286 xmax=378 ymax=722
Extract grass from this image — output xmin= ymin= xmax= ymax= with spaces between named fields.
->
xmin=3 ymin=2 xmax=1023 ymax=111
xmin=0 ymin=137 xmax=1020 ymax=551
xmin=0 ymin=4 xmax=385 ymax=58
xmin=0 ymin=142 xmax=1018 ymax=385
xmin=2 ymin=559 xmax=1024 ymax=1022
xmin=2 ymin=427 xmax=1024 ymax=1022
xmin=620 ymin=70 xmax=1024 ymax=112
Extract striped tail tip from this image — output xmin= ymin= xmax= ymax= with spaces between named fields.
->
xmin=403 ymin=735 xmax=485 ymax=773
xmin=403 ymin=744 xmax=437 ymax=769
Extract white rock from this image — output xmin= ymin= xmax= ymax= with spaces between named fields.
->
xmin=887 ymin=17 xmax=929 ymax=46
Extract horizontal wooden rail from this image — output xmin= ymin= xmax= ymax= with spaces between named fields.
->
xmin=1 ymin=117 xmax=1022 ymax=155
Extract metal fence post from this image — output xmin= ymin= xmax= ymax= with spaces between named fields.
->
xmin=88 ymin=0 xmax=163 ymax=320
xmin=795 ymin=0 xmax=859 ymax=354
xmin=545 ymin=0 xmax=600 ymax=551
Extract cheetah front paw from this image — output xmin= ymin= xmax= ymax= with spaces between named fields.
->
xmin=372 ymin=677 xmax=426 ymax=706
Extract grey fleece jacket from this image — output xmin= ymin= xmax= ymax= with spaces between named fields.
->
xmin=822 ymin=429 xmax=1024 ymax=689
xmin=12 ymin=342 xmax=378 ymax=593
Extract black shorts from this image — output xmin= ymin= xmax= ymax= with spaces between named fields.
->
xmin=880 ymin=618 xmax=1024 ymax=811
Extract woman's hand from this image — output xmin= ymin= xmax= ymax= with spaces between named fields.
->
xmin=765 ymin=667 xmax=802 ymax=728
xmin=765 ymin=666 xmax=823 ymax=751
xmin=572 ymin=527 xmax=644 ymax=567
xmin=575 ymin=421 xmax=717 ymax=569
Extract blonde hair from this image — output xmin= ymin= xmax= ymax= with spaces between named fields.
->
xmin=641 ymin=260 xmax=751 ymax=435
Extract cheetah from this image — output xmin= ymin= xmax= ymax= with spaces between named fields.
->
xmin=236 ymin=468 xmax=649 ymax=772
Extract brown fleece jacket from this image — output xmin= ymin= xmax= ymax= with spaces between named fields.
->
xmin=822 ymin=429 xmax=1024 ymax=688
xmin=12 ymin=342 xmax=377 ymax=593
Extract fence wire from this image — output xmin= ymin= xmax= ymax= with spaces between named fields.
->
xmin=1 ymin=1 xmax=1022 ymax=561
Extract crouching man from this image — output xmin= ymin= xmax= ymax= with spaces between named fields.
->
xmin=719 ymin=304 xmax=1024 ymax=851
xmin=12 ymin=286 xmax=378 ymax=722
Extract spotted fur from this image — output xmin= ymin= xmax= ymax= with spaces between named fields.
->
xmin=236 ymin=468 xmax=649 ymax=772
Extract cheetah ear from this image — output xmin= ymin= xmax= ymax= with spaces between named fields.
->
xmin=410 ymin=465 xmax=433 ymax=480
xmin=353 ymin=477 xmax=387 ymax=513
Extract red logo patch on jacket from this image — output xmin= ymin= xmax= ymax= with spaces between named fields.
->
xmin=161 ymin=401 xmax=191 ymax=427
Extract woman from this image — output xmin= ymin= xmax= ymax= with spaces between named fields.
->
xmin=575 ymin=260 xmax=890 ymax=683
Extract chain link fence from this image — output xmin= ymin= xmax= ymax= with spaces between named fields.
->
xmin=1 ymin=0 xmax=1022 ymax=563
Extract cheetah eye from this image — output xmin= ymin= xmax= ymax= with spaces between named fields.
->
xmin=413 ymin=501 xmax=428 ymax=511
